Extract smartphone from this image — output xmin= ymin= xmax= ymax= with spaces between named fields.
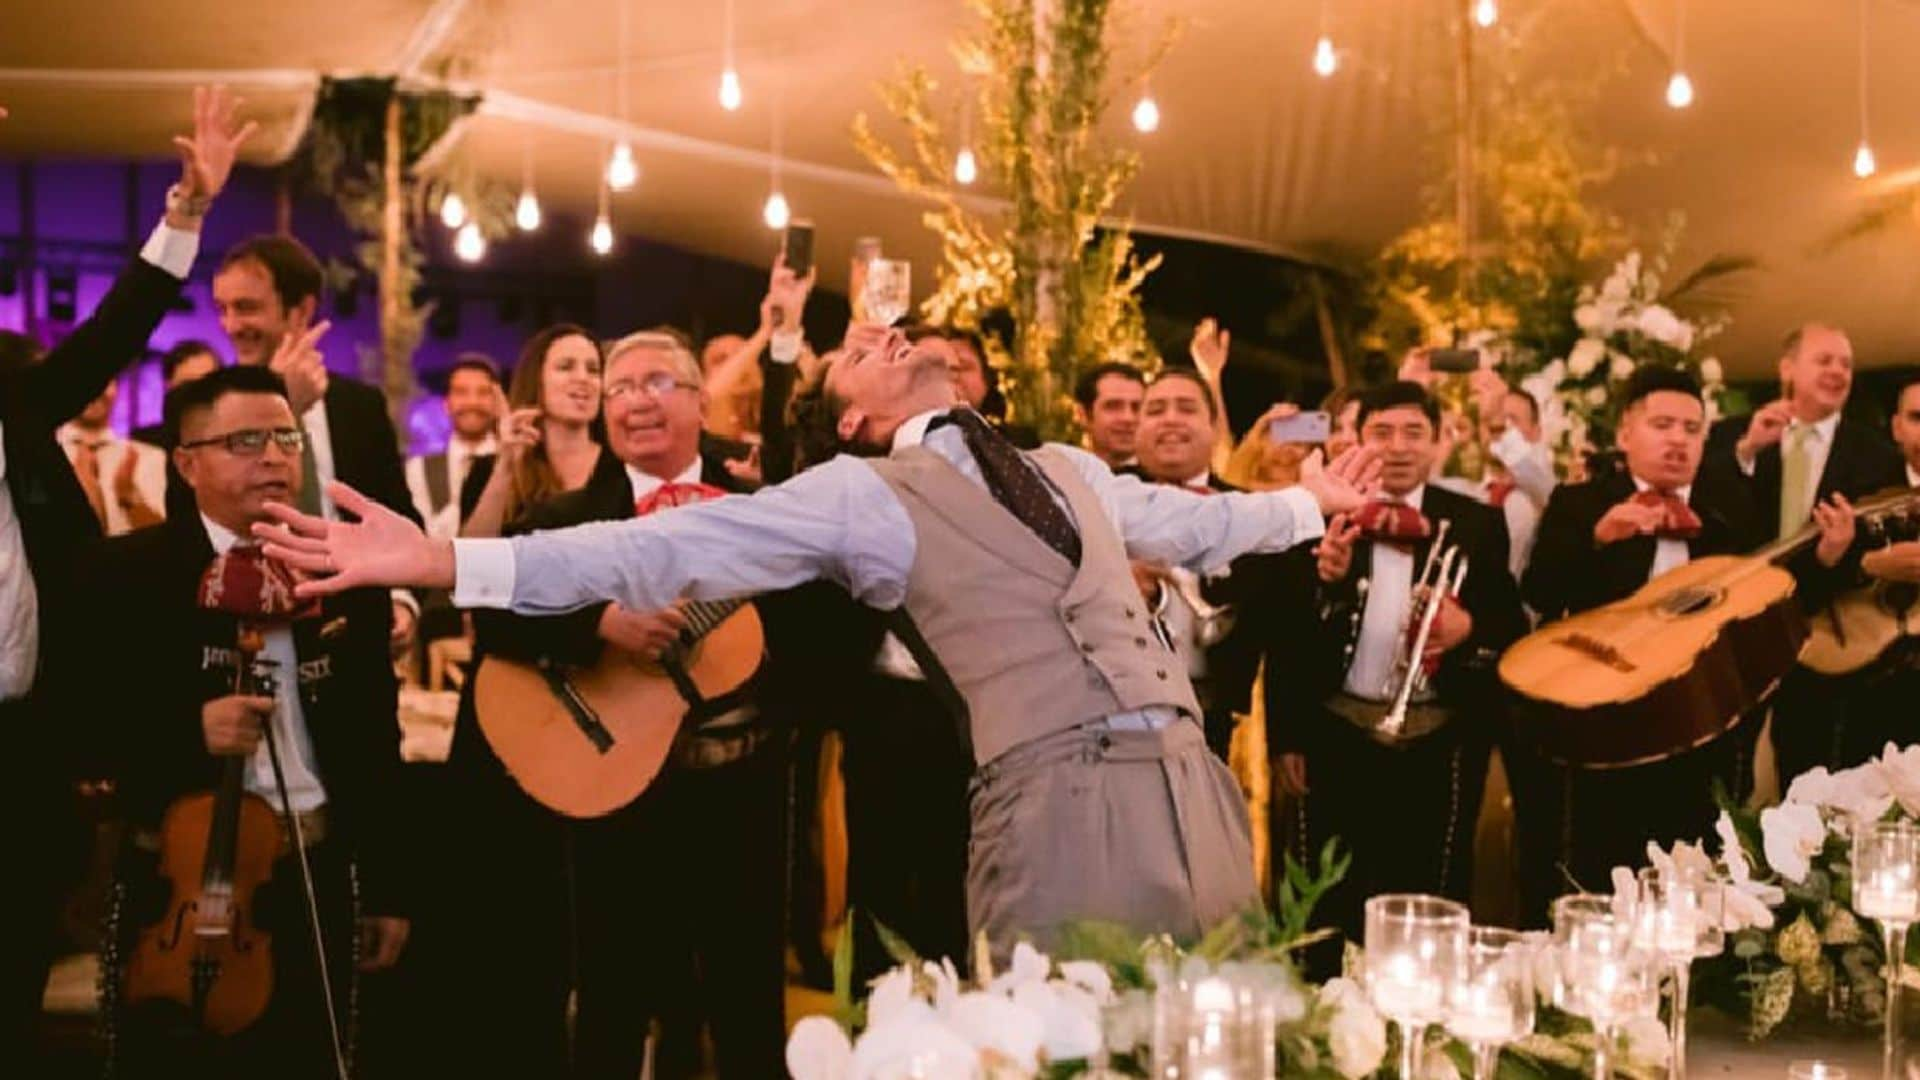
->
xmin=1429 ymin=348 xmax=1480 ymax=374
xmin=1270 ymin=410 xmax=1331 ymax=444
xmin=783 ymin=219 xmax=815 ymax=278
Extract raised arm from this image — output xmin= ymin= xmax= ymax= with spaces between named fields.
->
xmin=255 ymin=455 xmax=916 ymax=615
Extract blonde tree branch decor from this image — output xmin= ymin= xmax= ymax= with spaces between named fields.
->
xmin=854 ymin=0 xmax=1175 ymax=440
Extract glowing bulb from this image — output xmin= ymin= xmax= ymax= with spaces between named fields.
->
xmin=1313 ymin=36 xmax=1339 ymax=78
xmin=453 ymin=222 xmax=486 ymax=263
xmin=1472 ymin=0 xmax=1498 ymax=28
xmin=590 ymin=215 xmax=613 ymax=255
xmin=439 ymin=191 xmax=467 ymax=229
xmin=953 ymin=146 xmax=978 ymax=185
xmin=1854 ymin=142 xmax=1878 ymax=179
xmin=514 ymin=189 xmax=542 ymax=232
xmin=719 ymin=68 xmax=743 ymax=111
xmin=606 ymin=142 xmax=639 ymax=191
xmin=1131 ymin=95 xmax=1160 ymax=133
xmin=762 ymin=190 xmax=791 ymax=230
xmin=1665 ymin=71 xmax=1694 ymax=109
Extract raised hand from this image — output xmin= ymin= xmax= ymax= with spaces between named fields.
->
xmin=269 ymin=319 xmax=331 ymax=415
xmin=173 ymin=84 xmax=258 ymax=204
xmin=1315 ymin=513 xmax=1360 ymax=584
xmin=1737 ymin=400 xmax=1794 ymax=463
xmin=254 ymin=481 xmax=454 ymax=597
xmin=496 ymin=400 xmax=544 ymax=467
xmin=1190 ymin=318 xmax=1230 ymax=382
xmin=762 ymin=253 xmax=817 ymax=334
xmin=1299 ymin=444 xmax=1383 ymax=517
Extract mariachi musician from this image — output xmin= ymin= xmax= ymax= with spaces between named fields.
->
xmin=1838 ymin=374 xmax=1920 ymax=759
xmin=1515 ymin=365 xmax=1855 ymax=921
xmin=93 ymin=367 xmax=408 ymax=1077
xmin=433 ymin=326 xmax=858 ymax=1079
xmin=1274 ymin=380 xmax=1527 ymax=941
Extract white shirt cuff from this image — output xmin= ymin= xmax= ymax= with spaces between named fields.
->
xmin=140 ymin=222 xmax=200 ymax=281
xmin=390 ymin=588 xmax=420 ymax=616
xmin=769 ymin=330 xmax=804 ymax=365
xmin=1278 ymin=486 xmax=1326 ymax=544
xmin=1737 ymin=452 xmax=1756 ymax=477
xmin=452 ymin=538 xmax=517 ymax=609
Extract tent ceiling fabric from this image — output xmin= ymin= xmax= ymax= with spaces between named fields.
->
xmin=5 ymin=0 xmax=1919 ymax=375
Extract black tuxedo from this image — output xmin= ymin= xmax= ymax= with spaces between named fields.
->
xmin=1509 ymin=469 xmax=1764 ymax=924
xmin=1708 ymin=410 xmax=1908 ymax=785
xmin=1274 ymin=485 xmax=1526 ymax=946
xmin=423 ymin=448 xmax=858 ymax=1080
xmin=0 ymin=257 xmax=181 ymax=1057
xmin=90 ymin=513 xmax=405 ymax=1076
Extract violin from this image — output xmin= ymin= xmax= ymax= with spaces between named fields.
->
xmin=122 ymin=642 xmax=285 ymax=1035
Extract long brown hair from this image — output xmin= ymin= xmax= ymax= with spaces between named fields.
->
xmin=503 ymin=323 xmax=603 ymax=521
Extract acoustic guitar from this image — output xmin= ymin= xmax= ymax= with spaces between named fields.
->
xmin=1801 ymin=498 xmax=1920 ymax=675
xmin=473 ymin=598 xmax=764 ymax=818
xmin=1501 ymin=487 xmax=1920 ymax=768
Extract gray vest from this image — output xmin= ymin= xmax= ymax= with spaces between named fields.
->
xmin=868 ymin=445 xmax=1200 ymax=765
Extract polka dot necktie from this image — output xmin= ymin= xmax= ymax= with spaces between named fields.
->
xmin=937 ymin=408 xmax=1081 ymax=566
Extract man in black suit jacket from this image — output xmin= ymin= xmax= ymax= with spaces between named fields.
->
xmin=1516 ymin=367 xmax=1827 ymax=922
xmin=0 ymin=87 xmax=250 ymax=1062
xmin=1703 ymin=323 xmax=1907 ymax=784
xmin=431 ymin=329 xmax=860 ymax=1079
xmin=92 ymin=367 xmax=409 ymax=1076
xmin=1271 ymin=381 xmax=1528 ymax=944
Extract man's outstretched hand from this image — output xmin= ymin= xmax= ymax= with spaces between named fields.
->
xmin=253 ymin=481 xmax=455 ymax=597
xmin=1299 ymin=445 xmax=1383 ymax=517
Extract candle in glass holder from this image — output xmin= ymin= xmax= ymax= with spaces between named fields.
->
xmin=1370 ymin=952 xmax=1445 ymax=1021
xmin=1448 ymin=984 xmax=1518 ymax=1044
xmin=1855 ymin=871 xmax=1920 ymax=922
xmin=1786 ymin=1061 xmax=1848 ymax=1080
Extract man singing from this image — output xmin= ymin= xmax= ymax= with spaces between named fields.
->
xmin=255 ymin=324 xmax=1377 ymax=951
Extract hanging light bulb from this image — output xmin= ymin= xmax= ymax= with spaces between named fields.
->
xmin=1665 ymin=71 xmax=1694 ymax=109
xmin=1312 ymin=36 xmax=1339 ymax=78
xmin=606 ymin=141 xmax=639 ymax=191
xmin=1472 ymin=0 xmax=1498 ymax=28
xmin=1854 ymin=142 xmax=1878 ymax=179
xmin=454 ymin=222 xmax=486 ymax=263
xmin=1130 ymin=94 xmax=1160 ymax=133
xmin=515 ymin=188 xmax=542 ymax=232
xmin=953 ymin=146 xmax=979 ymax=185
xmin=439 ymin=190 xmax=467 ymax=229
xmin=762 ymin=190 xmax=791 ymax=230
xmin=590 ymin=215 xmax=614 ymax=255
xmin=719 ymin=68 xmax=743 ymax=111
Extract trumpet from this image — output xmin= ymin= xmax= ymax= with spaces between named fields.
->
xmin=1379 ymin=521 xmax=1469 ymax=737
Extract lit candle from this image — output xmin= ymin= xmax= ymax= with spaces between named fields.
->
xmin=1449 ymin=983 xmax=1516 ymax=1043
xmin=1371 ymin=953 xmax=1444 ymax=1019
xmin=1857 ymin=871 xmax=1920 ymax=922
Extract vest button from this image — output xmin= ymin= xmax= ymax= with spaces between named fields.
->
xmin=1124 ymin=607 xmax=1136 ymax=619
xmin=1156 ymin=669 xmax=1168 ymax=680
xmin=1081 ymin=642 xmax=1095 ymax=654
xmin=1135 ymin=637 xmax=1148 ymax=648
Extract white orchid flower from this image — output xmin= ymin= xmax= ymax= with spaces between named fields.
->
xmin=1056 ymin=960 xmax=1113 ymax=1004
xmin=1014 ymin=980 xmax=1103 ymax=1063
xmin=787 ymin=1016 xmax=855 ymax=1080
xmin=940 ymin=990 xmax=1044 ymax=1073
xmin=1567 ymin=338 xmax=1605 ymax=378
xmin=1320 ymin=978 xmax=1388 ymax=1079
xmin=848 ymin=1003 xmax=981 ymax=1080
xmin=1761 ymin=802 xmax=1826 ymax=884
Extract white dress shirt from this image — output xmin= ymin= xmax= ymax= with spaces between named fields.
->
xmin=1907 ymin=464 xmax=1919 ymax=489
xmin=407 ymin=434 xmax=498 ymax=541
xmin=1632 ymin=477 xmax=1695 ymax=582
xmin=453 ymin=406 xmax=1324 ymax=625
xmin=1738 ymin=410 xmax=1841 ymax=515
xmin=0 ymin=221 xmax=198 ymax=701
xmin=200 ymin=516 xmax=328 ymax=812
xmin=58 ymin=424 xmax=167 ymax=536
xmin=306 ymin=398 xmax=415 ymax=616
xmin=1343 ymin=485 xmax=1424 ymax=701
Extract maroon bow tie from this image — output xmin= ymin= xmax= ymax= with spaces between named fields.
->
xmin=1633 ymin=490 xmax=1702 ymax=541
xmin=1353 ymin=500 xmax=1432 ymax=545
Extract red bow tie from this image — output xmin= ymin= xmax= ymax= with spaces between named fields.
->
xmin=1353 ymin=500 xmax=1432 ymax=545
xmin=1486 ymin=477 xmax=1517 ymax=508
xmin=634 ymin=481 xmax=730 ymax=517
xmin=1633 ymin=490 xmax=1702 ymax=540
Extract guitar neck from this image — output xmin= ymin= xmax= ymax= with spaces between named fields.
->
xmin=680 ymin=598 xmax=748 ymax=643
xmin=1760 ymin=489 xmax=1920 ymax=565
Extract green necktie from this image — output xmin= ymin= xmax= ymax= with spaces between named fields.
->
xmin=296 ymin=414 xmax=324 ymax=517
xmin=1779 ymin=423 xmax=1812 ymax=540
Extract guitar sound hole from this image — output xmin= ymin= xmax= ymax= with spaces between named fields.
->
xmin=1659 ymin=587 xmax=1723 ymax=618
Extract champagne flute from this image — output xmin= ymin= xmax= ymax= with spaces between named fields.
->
xmin=862 ymin=258 xmax=912 ymax=326
xmin=1447 ymin=926 xmax=1537 ymax=1080
xmin=1852 ymin=820 xmax=1920 ymax=1079
xmin=1636 ymin=866 xmax=1725 ymax=1080
xmin=1555 ymin=892 xmax=1657 ymax=1080
xmin=1365 ymin=894 xmax=1469 ymax=1079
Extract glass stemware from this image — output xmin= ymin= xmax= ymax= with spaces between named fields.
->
xmin=1365 ymin=894 xmax=1469 ymax=1079
xmin=1636 ymin=866 xmax=1725 ymax=1080
xmin=862 ymin=258 xmax=912 ymax=326
xmin=1447 ymin=926 xmax=1537 ymax=1080
xmin=1554 ymin=892 xmax=1657 ymax=1080
xmin=1851 ymin=820 xmax=1920 ymax=1079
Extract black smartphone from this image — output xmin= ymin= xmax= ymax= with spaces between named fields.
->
xmin=1429 ymin=348 xmax=1480 ymax=374
xmin=1269 ymin=410 xmax=1331 ymax=444
xmin=784 ymin=220 xmax=815 ymax=278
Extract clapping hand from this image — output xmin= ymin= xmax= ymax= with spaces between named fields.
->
xmin=1593 ymin=498 xmax=1669 ymax=545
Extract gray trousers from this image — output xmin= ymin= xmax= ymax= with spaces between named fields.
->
xmin=965 ymin=719 xmax=1258 ymax=955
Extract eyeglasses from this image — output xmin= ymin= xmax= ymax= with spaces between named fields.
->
xmin=179 ymin=427 xmax=305 ymax=456
xmin=605 ymin=371 xmax=699 ymax=402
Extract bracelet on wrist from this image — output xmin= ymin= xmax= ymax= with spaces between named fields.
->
xmin=165 ymin=183 xmax=212 ymax=220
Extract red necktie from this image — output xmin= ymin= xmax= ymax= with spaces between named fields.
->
xmin=634 ymin=481 xmax=730 ymax=517
xmin=1184 ymin=483 xmax=1214 ymax=496
xmin=1353 ymin=500 xmax=1432 ymax=546
xmin=1633 ymin=489 xmax=1702 ymax=541
xmin=1487 ymin=477 xmax=1516 ymax=508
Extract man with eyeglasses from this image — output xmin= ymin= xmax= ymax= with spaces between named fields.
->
xmin=431 ymin=328 xmax=858 ymax=1078
xmin=88 ymin=365 xmax=411 ymax=1075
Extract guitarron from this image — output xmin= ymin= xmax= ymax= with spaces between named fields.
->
xmin=1500 ymin=488 xmax=1920 ymax=767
